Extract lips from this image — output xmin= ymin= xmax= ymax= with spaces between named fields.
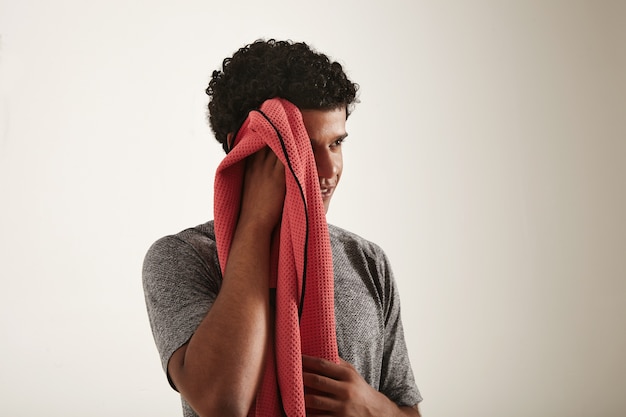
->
xmin=320 ymin=184 xmax=335 ymax=200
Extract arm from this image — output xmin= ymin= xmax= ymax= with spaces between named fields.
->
xmin=302 ymin=355 xmax=421 ymax=417
xmin=301 ymin=246 xmax=421 ymax=416
xmin=167 ymin=148 xmax=285 ymax=417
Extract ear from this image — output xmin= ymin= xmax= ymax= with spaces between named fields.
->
xmin=227 ymin=132 xmax=234 ymax=149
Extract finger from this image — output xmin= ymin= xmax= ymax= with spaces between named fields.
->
xmin=255 ymin=146 xmax=280 ymax=162
xmin=257 ymin=147 xmax=284 ymax=174
xmin=244 ymin=148 xmax=284 ymax=185
xmin=268 ymin=150 xmax=285 ymax=173
xmin=302 ymin=355 xmax=350 ymax=380
xmin=338 ymin=357 xmax=353 ymax=367
xmin=246 ymin=147 xmax=272 ymax=167
xmin=304 ymin=391 xmax=341 ymax=413
xmin=302 ymin=370 xmax=342 ymax=395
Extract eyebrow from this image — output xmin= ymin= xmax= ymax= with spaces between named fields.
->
xmin=308 ymin=132 xmax=349 ymax=143
xmin=333 ymin=133 xmax=349 ymax=143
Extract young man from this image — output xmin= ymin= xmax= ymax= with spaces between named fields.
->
xmin=143 ymin=39 xmax=422 ymax=417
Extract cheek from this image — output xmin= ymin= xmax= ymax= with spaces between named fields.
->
xmin=335 ymin=153 xmax=343 ymax=177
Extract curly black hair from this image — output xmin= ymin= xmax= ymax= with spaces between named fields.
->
xmin=206 ymin=39 xmax=359 ymax=153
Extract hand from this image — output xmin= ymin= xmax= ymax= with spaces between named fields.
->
xmin=302 ymin=355 xmax=404 ymax=417
xmin=238 ymin=147 xmax=285 ymax=233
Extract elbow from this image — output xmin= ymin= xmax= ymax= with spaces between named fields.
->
xmin=169 ymin=347 xmax=257 ymax=417
xmin=181 ymin=379 xmax=253 ymax=417
xmin=192 ymin=396 xmax=251 ymax=417
xmin=172 ymin=372 xmax=253 ymax=417
xmin=173 ymin=372 xmax=255 ymax=417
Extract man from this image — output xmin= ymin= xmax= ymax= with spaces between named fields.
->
xmin=143 ymin=39 xmax=422 ymax=417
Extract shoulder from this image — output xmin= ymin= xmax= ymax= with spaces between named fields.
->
xmin=141 ymin=222 xmax=221 ymax=376
xmin=144 ymin=221 xmax=216 ymax=263
xmin=328 ymin=224 xmax=398 ymax=313
xmin=328 ymin=223 xmax=388 ymax=262
xmin=142 ymin=221 xmax=220 ymax=287
xmin=142 ymin=220 xmax=222 ymax=309
xmin=328 ymin=224 xmax=394 ymax=299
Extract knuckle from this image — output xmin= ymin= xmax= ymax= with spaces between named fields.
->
xmin=312 ymin=395 xmax=325 ymax=408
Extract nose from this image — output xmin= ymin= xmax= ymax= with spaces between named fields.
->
xmin=314 ymin=149 xmax=339 ymax=180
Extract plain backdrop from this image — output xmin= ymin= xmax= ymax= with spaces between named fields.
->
xmin=1 ymin=1 xmax=625 ymax=416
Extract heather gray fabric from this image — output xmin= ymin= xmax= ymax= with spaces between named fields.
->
xmin=143 ymin=221 xmax=422 ymax=416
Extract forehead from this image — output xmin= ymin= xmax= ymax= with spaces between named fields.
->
xmin=300 ymin=107 xmax=347 ymax=141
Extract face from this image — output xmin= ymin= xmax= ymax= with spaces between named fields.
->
xmin=300 ymin=107 xmax=347 ymax=213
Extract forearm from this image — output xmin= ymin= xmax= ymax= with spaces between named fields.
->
xmin=371 ymin=391 xmax=421 ymax=417
xmin=302 ymin=355 xmax=421 ymax=417
xmin=170 ymin=223 xmax=273 ymax=416
xmin=399 ymin=404 xmax=421 ymax=417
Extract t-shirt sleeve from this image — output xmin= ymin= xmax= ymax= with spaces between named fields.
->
xmin=142 ymin=233 xmax=221 ymax=389
xmin=379 ymin=252 xmax=423 ymax=407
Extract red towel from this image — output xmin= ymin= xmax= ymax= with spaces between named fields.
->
xmin=213 ymin=98 xmax=339 ymax=416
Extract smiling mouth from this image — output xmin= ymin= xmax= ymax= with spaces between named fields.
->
xmin=320 ymin=186 xmax=334 ymax=199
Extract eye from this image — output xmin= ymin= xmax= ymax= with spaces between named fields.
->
xmin=330 ymin=137 xmax=346 ymax=149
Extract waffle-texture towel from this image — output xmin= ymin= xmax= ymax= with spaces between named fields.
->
xmin=213 ymin=98 xmax=339 ymax=416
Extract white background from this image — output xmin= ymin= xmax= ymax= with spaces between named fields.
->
xmin=1 ymin=1 xmax=625 ymax=416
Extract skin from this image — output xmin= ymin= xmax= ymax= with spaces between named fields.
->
xmin=167 ymin=107 xmax=420 ymax=417
xmin=300 ymin=107 xmax=347 ymax=213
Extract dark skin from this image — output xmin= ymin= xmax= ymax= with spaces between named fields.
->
xmin=168 ymin=146 xmax=283 ymax=417
xmin=167 ymin=108 xmax=421 ymax=417
xmin=302 ymin=355 xmax=421 ymax=416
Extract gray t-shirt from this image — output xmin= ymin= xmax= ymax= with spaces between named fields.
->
xmin=143 ymin=221 xmax=421 ymax=416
